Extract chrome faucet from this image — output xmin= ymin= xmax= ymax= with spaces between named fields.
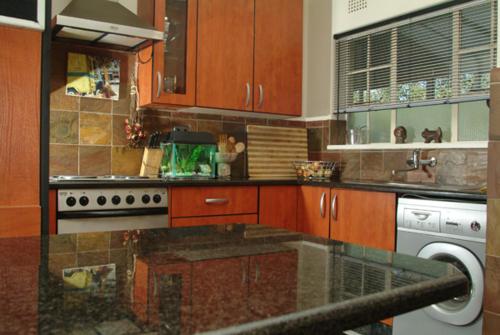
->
xmin=391 ymin=149 xmax=437 ymax=176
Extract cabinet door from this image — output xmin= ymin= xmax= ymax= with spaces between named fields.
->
xmin=191 ymin=257 xmax=249 ymax=332
xmin=297 ymin=186 xmax=330 ymax=238
xmin=330 ymin=189 xmax=396 ymax=251
xmin=152 ymin=0 xmax=197 ymax=106
xmin=254 ymin=0 xmax=302 ymax=116
xmin=196 ymin=0 xmax=254 ymax=110
xmin=259 ymin=186 xmax=298 ymax=231
xmin=248 ymin=251 xmax=298 ymax=319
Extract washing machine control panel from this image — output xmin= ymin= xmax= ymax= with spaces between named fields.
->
xmin=398 ymin=198 xmax=486 ymax=240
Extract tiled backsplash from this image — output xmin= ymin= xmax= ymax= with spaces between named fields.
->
xmin=307 ymin=119 xmax=487 ymax=187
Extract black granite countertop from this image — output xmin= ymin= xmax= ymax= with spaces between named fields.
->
xmin=4 ymin=225 xmax=467 ymax=334
xmin=49 ymin=177 xmax=486 ymax=201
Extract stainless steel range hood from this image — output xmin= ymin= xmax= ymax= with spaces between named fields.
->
xmin=53 ymin=0 xmax=163 ymax=50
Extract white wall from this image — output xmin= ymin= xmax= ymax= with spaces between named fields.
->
xmin=52 ymin=0 xmax=138 ymax=18
xmin=302 ymin=0 xmax=334 ymax=119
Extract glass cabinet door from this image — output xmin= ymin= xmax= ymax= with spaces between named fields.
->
xmin=153 ymin=0 xmax=196 ymax=105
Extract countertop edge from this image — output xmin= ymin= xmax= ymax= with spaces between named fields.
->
xmin=49 ymin=179 xmax=487 ymax=201
xmin=201 ymin=274 xmax=468 ymax=335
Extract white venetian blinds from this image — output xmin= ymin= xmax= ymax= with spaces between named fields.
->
xmin=335 ymin=0 xmax=497 ymax=113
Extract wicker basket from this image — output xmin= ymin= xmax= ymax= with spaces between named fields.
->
xmin=292 ymin=160 xmax=340 ymax=181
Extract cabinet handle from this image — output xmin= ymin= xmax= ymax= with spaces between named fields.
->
xmin=255 ymin=261 xmax=260 ymax=283
xmin=157 ymin=72 xmax=162 ymax=97
xmin=245 ymin=82 xmax=251 ymax=107
xmin=320 ymin=192 xmax=326 ymax=218
xmin=205 ymin=198 xmax=229 ymax=205
xmin=258 ymin=84 xmax=264 ymax=107
xmin=331 ymin=194 xmax=337 ymax=221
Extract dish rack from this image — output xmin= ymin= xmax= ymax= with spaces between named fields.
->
xmin=293 ymin=161 xmax=340 ymax=181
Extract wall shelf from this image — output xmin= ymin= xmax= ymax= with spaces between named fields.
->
xmin=327 ymin=141 xmax=488 ymax=151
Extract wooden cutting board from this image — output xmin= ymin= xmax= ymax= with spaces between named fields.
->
xmin=246 ymin=125 xmax=307 ymax=178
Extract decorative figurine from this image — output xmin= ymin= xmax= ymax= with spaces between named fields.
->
xmin=393 ymin=126 xmax=407 ymax=144
xmin=421 ymin=127 xmax=443 ymax=143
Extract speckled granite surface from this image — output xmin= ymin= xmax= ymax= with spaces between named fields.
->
xmin=3 ymin=225 xmax=468 ymax=334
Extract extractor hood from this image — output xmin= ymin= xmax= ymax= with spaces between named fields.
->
xmin=52 ymin=0 xmax=163 ymax=50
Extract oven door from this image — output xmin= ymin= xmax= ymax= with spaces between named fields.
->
xmin=57 ymin=208 xmax=169 ymax=234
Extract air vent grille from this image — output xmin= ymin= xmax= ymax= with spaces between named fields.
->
xmin=348 ymin=0 xmax=368 ymax=13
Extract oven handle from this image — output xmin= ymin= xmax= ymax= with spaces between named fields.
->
xmin=58 ymin=208 xmax=168 ymax=219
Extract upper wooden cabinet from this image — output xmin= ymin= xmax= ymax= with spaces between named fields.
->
xmin=137 ymin=0 xmax=198 ymax=107
xmin=330 ymin=188 xmax=396 ymax=251
xmin=196 ymin=0 xmax=303 ymax=116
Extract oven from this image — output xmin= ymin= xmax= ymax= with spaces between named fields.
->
xmin=57 ymin=187 xmax=168 ymax=234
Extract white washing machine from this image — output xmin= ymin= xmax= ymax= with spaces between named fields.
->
xmin=393 ymin=197 xmax=486 ymax=335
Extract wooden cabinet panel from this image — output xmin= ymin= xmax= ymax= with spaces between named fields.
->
xmin=259 ymin=186 xmax=298 ymax=231
xmin=133 ymin=257 xmax=192 ymax=333
xmin=137 ymin=0 xmax=197 ymax=107
xmin=172 ymin=214 xmax=257 ymax=227
xmin=297 ymin=186 xmax=330 ymax=238
xmin=248 ymin=251 xmax=298 ymax=319
xmin=330 ymin=189 xmax=396 ymax=251
xmin=0 ymin=26 xmax=41 ymax=236
xmin=171 ymin=186 xmax=258 ymax=217
xmin=254 ymin=0 xmax=302 ymax=116
xmin=196 ymin=0 xmax=255 ymax=110
xmin=191 ymin=257 xmax=249 ymax=332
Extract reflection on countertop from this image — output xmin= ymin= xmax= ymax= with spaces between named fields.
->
xmin=1 ymin=224 xmax=467 ymax=334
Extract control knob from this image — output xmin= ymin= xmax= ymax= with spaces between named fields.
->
xmin=470 ymin=221 xmax=481 ymax=232
xmin=66 ymin=196 xmax=76 ymax=207
xmin=79 ymin=196 xmax=89 ymax=206
xmin=153 ymin=194 xmax=162 ymax=204
xmin=97 ymin=196 xmax=107 ymax=206
xmin=142 ymin=194 xmax=151 ymax=204
xmin=126 ymin=195 xmax=135 ymax=205
xmin=112 ymin=195 xmax=121 ymax=205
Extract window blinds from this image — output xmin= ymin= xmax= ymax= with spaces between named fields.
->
xmin=335 ymin=0 xmax=497 ymax=113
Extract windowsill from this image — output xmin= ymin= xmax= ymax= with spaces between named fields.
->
xmin=326 ymin=141 xmax=488 ymax=150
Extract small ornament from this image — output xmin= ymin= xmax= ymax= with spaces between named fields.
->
xmin=393 ymin=126 xmax=407 ymax=144
xmin=421 ymin=127 xmax=443 ymax=143
xmin=124 ymin=117 xmax=146 ymax=148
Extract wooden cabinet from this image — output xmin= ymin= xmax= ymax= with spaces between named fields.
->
xmin=253 ymin=0 xmax=302 ymax=115
xmin=191 ymin=257 xmax=249 ymax=333
xmin=248 ymin=251 xmax=298 ymax=319
xmin=196 ymin=0 xmax=302 ymax=116
xmin=133 ymin=256 xmax=192 ymax=333
xmin=259 ymin=186 xmax=298 ymax=231
xmin=172 ymin=214 xmax=257 ymax=227
xmin=137 ymin=0 xmax=197 ymax=107
xmin=0 ymin=26 xmax=41 ymax=237
xmin=171 ymin=186 xmax=258 ymax=217
xmin=330 ymin=188 xmax=396 ymax=251
xmin=297 ymin=186 xmax=330 ymax=238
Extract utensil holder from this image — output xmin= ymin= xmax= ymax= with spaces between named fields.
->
xmin=140 ymin=148 xmax=163 ymax=177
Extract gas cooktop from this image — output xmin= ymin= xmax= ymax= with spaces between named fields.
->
xmin=50 ymin=175 xmax=158 ymax=181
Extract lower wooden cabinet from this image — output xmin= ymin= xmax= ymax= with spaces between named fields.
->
xmin=330 ymin=188 xmax=396 ymax=251
xmin=191 ymin=257 xmax=249 ymax=333
xmin=248 ymin=251 xmax=298 ymax=319
xmin=258 ymin=185 xmax=297 ymax=230
xmin=297 ymin=186 xmax=330 ymax=238
xmin=171 ymin=214 xmax=257 ymax=227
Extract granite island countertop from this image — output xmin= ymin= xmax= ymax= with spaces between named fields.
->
xmin=4 ymin=225 xmax=467 ymax=334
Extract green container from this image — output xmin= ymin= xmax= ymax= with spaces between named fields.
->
xmin=160 ymin=127 xmax=216 ymax=178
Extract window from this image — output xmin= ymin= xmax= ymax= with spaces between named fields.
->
xmin=335 ymin=0 xmax=497 ymax=113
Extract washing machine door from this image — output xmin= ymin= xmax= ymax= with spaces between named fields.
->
xmin=417 ymin=242 xmax=484 ymax=326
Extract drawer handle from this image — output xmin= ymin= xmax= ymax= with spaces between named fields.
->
xmin=205 ymin=198 xmax=229 ymax=205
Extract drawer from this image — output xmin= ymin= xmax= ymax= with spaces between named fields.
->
xmin=171 ymin=214 xmax=258 ymax=227
xmin=171 ymin=186 xmax=258 ymax=218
